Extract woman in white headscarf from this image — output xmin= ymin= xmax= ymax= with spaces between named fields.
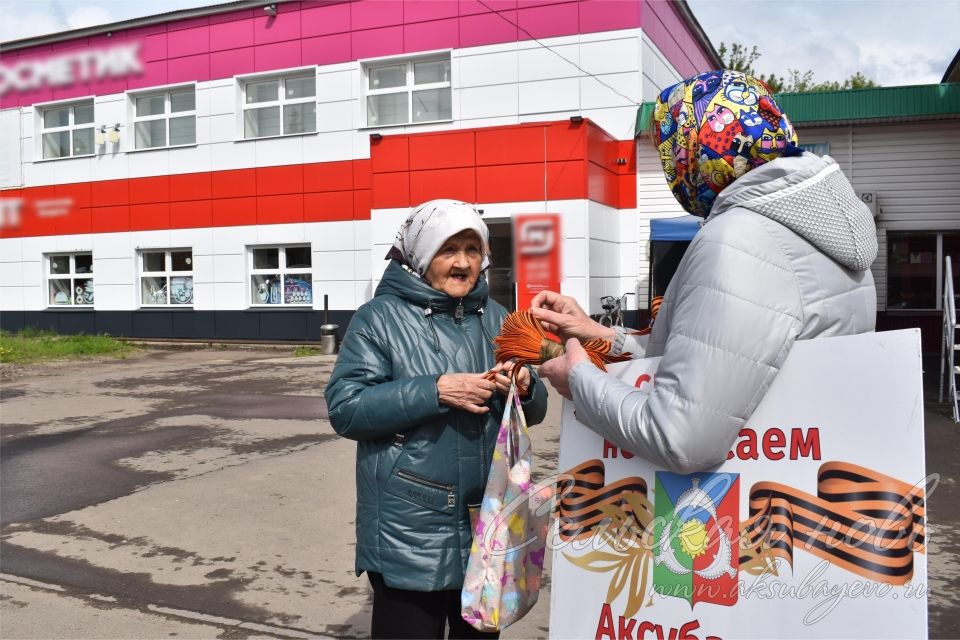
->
xmin=326 ymin=199 xmax=548 ymax=639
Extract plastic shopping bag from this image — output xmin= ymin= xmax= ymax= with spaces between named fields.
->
xmin=461 ymin=384 xmax=552 ymax=631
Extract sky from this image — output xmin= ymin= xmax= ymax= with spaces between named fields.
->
xmin=1 ymin=0 xmax=958 ymax=87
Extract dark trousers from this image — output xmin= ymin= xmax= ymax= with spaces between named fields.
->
xmin=368 ymin=572 xmax=500 ymax=640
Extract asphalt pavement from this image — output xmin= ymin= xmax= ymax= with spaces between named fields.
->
xmin=0 ymin=348 xmax=958 ymax=639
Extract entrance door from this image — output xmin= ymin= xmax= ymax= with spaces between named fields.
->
xmin=486 ymin=222 xmax=515 ymax=311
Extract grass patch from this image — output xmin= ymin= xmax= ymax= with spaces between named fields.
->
xmin=293 ymin=345 xmax=323 ymax=357
xmin=0 ymin=330 xmax=138 ymax=364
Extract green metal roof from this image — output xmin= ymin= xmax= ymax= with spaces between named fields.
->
xmin=776 ymin=83 xmax=960 ymax=126
xmin=634 ymin=83 xmax=960 ymax=136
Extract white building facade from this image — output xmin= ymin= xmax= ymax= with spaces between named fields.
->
xmin=0 ymin=0 xmax=717 ymax=340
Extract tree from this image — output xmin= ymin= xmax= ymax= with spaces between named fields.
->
xmin=718 ymin=42 xmax=879 ymax=93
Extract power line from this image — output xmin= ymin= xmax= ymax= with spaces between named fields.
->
xmin=475 ymin=0 xmax=641 ymax=108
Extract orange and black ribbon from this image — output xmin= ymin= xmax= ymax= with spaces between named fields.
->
xmin=557 ymin=459 xmax=647 ymax=542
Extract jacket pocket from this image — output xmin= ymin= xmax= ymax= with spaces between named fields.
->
xmin=384 ymin=468 xmax=456 ymax=515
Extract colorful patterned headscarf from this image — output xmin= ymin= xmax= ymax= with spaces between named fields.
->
xmin=653 ymin=70 xmax=802 ymax=218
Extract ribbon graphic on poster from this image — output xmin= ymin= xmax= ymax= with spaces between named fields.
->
xmin=557 ymin=458 xmax=926 ymax=615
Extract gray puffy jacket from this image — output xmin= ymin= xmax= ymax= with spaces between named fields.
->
xmin=571 ymin=153 xmax=877 ymax=473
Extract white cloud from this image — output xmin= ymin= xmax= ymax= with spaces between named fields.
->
xmin=689 ymin=0 xmax=960 ymax=86
xmin=65 ymin=6 xmax=114 ymax=31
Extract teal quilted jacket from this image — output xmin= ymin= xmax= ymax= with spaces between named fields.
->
xmin=325 ymin=260 xmax=548 ymax=591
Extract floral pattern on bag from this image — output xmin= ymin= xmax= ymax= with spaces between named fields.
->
xmin=461 ymin=384 xmax=553 ymax=631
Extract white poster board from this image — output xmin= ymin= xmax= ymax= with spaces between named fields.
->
xmin=550 ymin=330 xmax=927 ymax=639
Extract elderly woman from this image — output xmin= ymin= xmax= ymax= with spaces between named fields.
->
xmin=326 ymin=199 xmax=548 ymax=639
xmin=535 ymin=70 xmax=877 ymax=473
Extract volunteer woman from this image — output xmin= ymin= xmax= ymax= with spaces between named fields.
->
xmin=534 ymin=70 xmax=877 ymax=473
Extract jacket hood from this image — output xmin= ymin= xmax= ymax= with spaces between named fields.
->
xmin=708 ymin=152 xmax=878 ymax=271
xmin=375 ymin=260 xmax=489 ymax=313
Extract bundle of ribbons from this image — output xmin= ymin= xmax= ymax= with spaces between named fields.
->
xmin=489 ymin=296 xmax=663 ymax=382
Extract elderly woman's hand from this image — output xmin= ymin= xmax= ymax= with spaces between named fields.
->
xmin=437 ymin=373 xmax=496 ymax=414
xmin=489 ymin=361 xmax=531 ymax=398
xmin=529 ymin=290 xmax=615 ymax=343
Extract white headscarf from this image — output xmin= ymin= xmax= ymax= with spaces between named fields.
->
xmin=385 ymin=199 xmax=490 ymax=277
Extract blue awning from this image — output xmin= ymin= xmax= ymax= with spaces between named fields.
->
xmin=650 ymin=215 xmax=701 ymax=241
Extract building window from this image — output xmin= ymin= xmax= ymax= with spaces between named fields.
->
xmin=40 ymin=100 xmax=95 ymax=159
xmin=47 ymin=253 xmax=93 ymax=306
xmin=249 ymin=246 xmax=313 ymax=306
xmin=364 ymin=55 xmax=451 ymax=127
xmin=888 ymin=231 xmax=960 ymax=310
xmin=140 ymin=249 xmax=194 ymax=306
xmin=132 ymin=86 xmax=196 ymax=150
xmin=242 ymin=73 xmax=316 ymax=139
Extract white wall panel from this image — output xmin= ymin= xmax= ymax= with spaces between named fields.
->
xmin=580 ymin=38 xmax=639 ymax=75
xmin=168 ymin=143 xmax=211 ymax=174
xmin=306 ymin=220 xmax=355 ymax=251
xmin=519 ymin=78 xmax=579 ymax=114
xmin=209 ymin=140 xmax=256 ymax=170
xmin=580 ymin=73 xmax=640 ymax=110
xmin=195 ymin=115 xmax=213 ymax=145
xmin=213 ymin=254 xmax=245 ymax=283
xmin=254 ymin=136 xmax=303 ymax=167
xmin=459 ymin=51 xmax=518 ymax=88
xmin=313 ymin=249 xmax=356 ymax=280
xmin=0 ymin=109 xmax=22 ymax=188
xmin=580 ymin=106 xmax=638 ymax=140
xmin=0 ymin=238 xmax=23 ymax=263
xmin=314 ymin=279 xmax=355 ymax=309
xmin=132 ymin=230 xmax=173 ymax=249
xmin=370 ymin=208 xmax=411 ymax=244
xmin=257 ymin=222 xmax=306 ymax=244
xmin=191 ymin=254 xmax=214 ymax=282
xmin=352 ymin=220 xmax=371 ymax=250
xmin=207 ymin=84 xmax=235 ymax=116
xmin=54 ymin=234 xmax=92 ymax=252
xmin=21 ymin=285 xmax=43 ymax=310
xmin=518 ymin=45 xmax=580 ymax=82
xmin=19 ymin=108 xmax=33 ymax=140
xmin=169 ymin=227 xmax=214 ymax=256
xmin=214 ymin=281 xmax=246 ymax=310
xmin=90 ymin=150 xmax=129 ymax=182
xmin=20 ymin=258 xmax=42 ymax=288
xmin=317 ymin=70 xmax=354 ymax=103
xmin=552 ymin=199 xmax=588 ymax=239
xmin=0 ymin=287 xmax=24 ymax=310
xmin=303 ymin=130 xmax=354 ymax=163
xmin=94 ymin=283 xmax=134 ymax=309
xmin=0 ymin=261 xmax=23 ymax=287
xmin=191 ymin=282 xmax=214 ymax=310
xmin=315 ymin=101 xmax=355 ymax=133
xmin=94 ymin=257 xmax=133 ymax=285
xmin=563 ymin=237 xmax=587 ymax=278
xmin=92 ymin=233 xmax=132 ymax=260
xmin=127 ymin=149 xmax=170 ymax=177
xmin=211 ymin=226 xmax=257 ymax=255
xmin=458 ymin=84 xmax=518 ymax=121
xmin=353 ymin=249 xmax=371 ymax=281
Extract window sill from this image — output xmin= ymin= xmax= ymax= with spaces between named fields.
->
xmin=127 ymin=143 xmax=198 ymax=154
xmin=137 ymin=306 xmax=195 ymax=310
xmin=34 ymin=153 xmax=96 ymax=163
xmin=246 ymin=305 xmax=315 ymax=310
xmin=44 ymin=306 xmax=94 ymax=310
xmin=359 ymin=118 xmax=453 ymax=131
xmin=234 ymin=130 xmax=319 ymax=143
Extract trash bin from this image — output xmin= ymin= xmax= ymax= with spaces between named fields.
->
xmin=320 ymin=324 xmax=340 ymax=355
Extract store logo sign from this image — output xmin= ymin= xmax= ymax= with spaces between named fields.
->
xmin=0 ymin=42 xmax=142 ymax=97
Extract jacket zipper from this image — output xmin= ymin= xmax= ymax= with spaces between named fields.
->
xmin=397 ymin=469 xmax=456 ymax=509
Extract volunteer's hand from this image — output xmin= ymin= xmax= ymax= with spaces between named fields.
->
xmin=538 ymin=338 xmax=591 ymax=400
xmin=530 ymin=290 xmax=615 ymax=343
xmin=489 ymin=361 xmax=531 ymax=398
xmin=437 ymin=373 xmax=495 ymax=414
